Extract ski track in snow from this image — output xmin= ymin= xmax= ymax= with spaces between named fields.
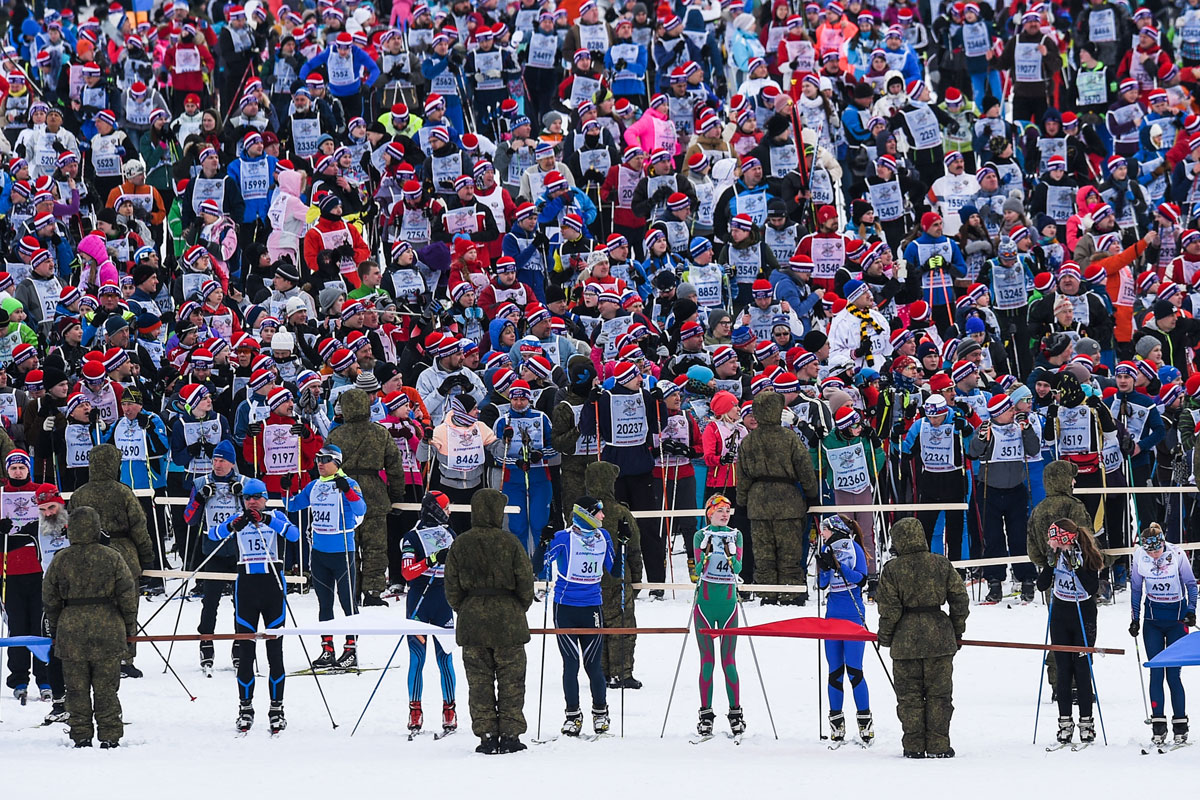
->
xmin=3 ymin=569 xmax=1195 ymax=796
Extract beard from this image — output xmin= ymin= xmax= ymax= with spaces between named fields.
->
xmin=39 ymin=509 xmax=69 ymax=539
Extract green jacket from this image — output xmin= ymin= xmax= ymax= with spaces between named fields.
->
xmin=68 ymin=444 xmax=152 ymax=578
xmin=738 ymin=392 xmax=819 ymax=520
xmin=42 ymin=507 xmax=139 ymax=661
xmin=327 ymin=388 xmax=406 ymax=516
xmin=818 ymin=428 xmax=886 ymax=488
xmin=444 ymin=489 xmax=535 ymax=647
xmin=1027 ymin=460 xmax=1090 ymax=570
xmin=585 ymin=460 xmax=643 ymax=591
xmin=877 ymin=517 xmax=970 ymax=660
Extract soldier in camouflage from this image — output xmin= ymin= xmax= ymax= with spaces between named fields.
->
xmin=444 ymin=488 xmax=535 ymax=755
xmin=584 ymin=460 xmax=644 ymax=689
xmin=551 ymin=356 xmax=600 ymax=514
xmin=327 ymin=388 xmax=407 ymax=605
xmin=737 ymin=392 xmax=819 ymax=604
xmin=876 ymin=517 xmax=970 ymax=759
xmin=67 ymin=443 xmax=153 ymax=678
xmin=42 ymin=506 xmax=139 ymax=748
xmin=1027 ymin=460 xmax=1090 ymax=692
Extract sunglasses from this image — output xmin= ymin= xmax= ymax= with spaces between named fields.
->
xmin=315 ymin=455 xmax=338 ymax=464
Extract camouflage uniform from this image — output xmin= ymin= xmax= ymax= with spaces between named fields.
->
xmin=876 ymin=517 xmax=970 ymax=757
xmin=327 ymin=389 xmax=406 ymax=600
xmin=68 ymin=444 xmax=152 ymax=666
xmin=1027 ymin=460 xmax=1091 ymax=690
xmin=737 ymin=392 xmax=819 ymax=601
xmin=444 ymin=489 xmax=535 ymax=743
xmin=551 ymin=386 xmax=595 ymax=515
xmin=42 ymin=507 xmax=139 ymax=746
xmin=585 ymin=461 xmax=643 ymax=682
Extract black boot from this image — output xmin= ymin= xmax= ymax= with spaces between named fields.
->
xmin=361 ymin=592 xmax=388 ymax=607
xmin=269 ymin=702 xmax=286 ymax=735
xmin=496 ymin=734 xmax=527 ymax=753
xmin=828 ymin=710 xmax=845 ymax=742
xmin=237 ymin=702 xmax=255 ymax=733
xmin=1151 ymin=716 xmax=1169 ymax=745
xmin=728 ymin=706 xmax=746 ymax=736
xmin=311 ymin=636 xmax=336 ymax=670
xmin=1173 ymin=716 xmax=1189 ymax=746
xmin=856 ymin=710 xmax=874 ymax=744
xmin=985 ymin=580 xmax=1003 ymax=603
xmin=697 ymin=707 xmax=715 ymax=737
xmin=476 ymin=734 xmax=499 ymax=754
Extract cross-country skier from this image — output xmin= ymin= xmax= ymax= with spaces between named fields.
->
xmin=208 ymin=478 xmax=300 ymax=735
xmin=692 ymin=494 xmax=745 ymax=739
xmin=1035 ymin=518 xmax=1104 ymax=748
xmin=400 ymin=491 xmax=458 ymax=737
xmin=1129 ymin=522 xmax=1198 ymax=747
xmin=817 ymin=514 xmax=873 ymax=744
xmin=544 ymin=495 xmax=616 ymax=737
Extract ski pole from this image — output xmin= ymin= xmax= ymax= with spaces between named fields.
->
xmin=351 ymin=637 xmax=405 ymax=737
xmin=132 ymin=619 xmax=196 ymax=702
xmin=1074 ymin=586 xmax=1107 ymax=745
xmin=1133 ymin=633 xmax=1150 ymax=725
xmin=1032 ymin=594 xmax=1052 ymax=744
xmin=736 ymin=599 xmax=778 ymax=739
xmin=534 ymin=558 xmax=552 ymax=743
xmin=659 ymin=584 xmax=699 ymax=738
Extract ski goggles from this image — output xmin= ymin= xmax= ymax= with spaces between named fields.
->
xmin=820 ymin=515 xmax=852 ymax=537
xmin=705 ymin=494 xmax=732 ymax=515
xmin=1047 ymin=522 xmax=1077 ymax=547
xmin=1141 ymin=525 xmax=1166 ymax=552
xmin=315 ymin=454 xmax=340 ymax=465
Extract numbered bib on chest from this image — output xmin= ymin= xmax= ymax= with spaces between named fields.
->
xmin=565 ymin=531 xmax=607 ymax=583
xmin=447 ymin=426 xmax=484 ymax=470
xmin=263 ymin=423 xmax=300 ymax=475
xmin=176 ymin=47 xmax=201 ymax=72
xmin=829 ymin=441 xmax=870 ymax=494
xmin=700 ymin=530 xmax=738 ymax=584
xmin=569 ymin=404 xmax=599 ymax=456
xmin=735 ymin=191 xmax=767 ymax=225
xmin=237 ymin=521 xmax=279 ymax=565
xmin=1136 ymin=547 xmax=1185 ymax=603
xmin=992 ymin=264 xmax=1028 ymax=310
xmin=609 ymin=392 xmax=648 ymax=446
xmin=1089 ymin=8 xmax=1116 ymax=41
xmin=65 ymin=424 xmax=92 ymax=468
xmin=184 ymin=419 xmax=222 ymax=472
xmin=1053 ymin=555 xmax=1089 ymax=602
xmin=1057 ymin=406 xmax=1093 ymax=454
xmin=1014 ymin=41 xmax=1043 ymax=82
xmin=903 ymin=106 xmax=941 ymax=149
xmin=810 ymin=235 xmax=845 ymax=279
xmin=114 ymin=419 xmax=148 ymax=462
xmin=919 ymin=422 xmax=957 ymax=471
xmin=2 ymin=491 xmax=38 ymax=528
xmin=239 ymin=158 xmax=270 ymax=201
xmin=292 ymin=117 xmax=321 ymax=158
xmin=415 ymin=525 xmax=454 ymax=577
xmin=989 ymin=423 xmax=1026 ymax=462
xmin=867 ymin=180 xmax=903 ymax=221
xmin=690 ymin=263 xmax=724 ymax=306
xmin=963 ymin=21 xmax=990 ymax=58
xmin=309 ymin=481 xmax=342 ymax=532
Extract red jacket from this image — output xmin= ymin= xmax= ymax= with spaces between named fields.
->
xmin=242 ymin=413 xmax=324 ymax=497
xmin=303 ymin=217 xmax=372 ymax=288
xmin=164 ymin=43 xmax=215 ymax=93
xmin=1 ymin=480 xmax=59 ymax=574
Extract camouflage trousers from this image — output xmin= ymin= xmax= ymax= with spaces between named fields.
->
xmin=63 ymin=658 xmax=123 ymax=745
xmin=357 ymin=515 xmax=388 ymax=597
xmin=893 ymin=655 xmax=955 ymax=755
xmin=750 ymin=518 xmax=805 ymax=601
xmin=601 ymin=582 xmax=636 ymax=680
xmin=462 ymin=645 xmax=528 ymax=737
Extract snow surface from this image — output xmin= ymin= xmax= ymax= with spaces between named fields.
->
xmin=3 ymin=571 xmax=1197 ymax=797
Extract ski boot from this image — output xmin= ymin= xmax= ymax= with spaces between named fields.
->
xmin=476 ymin=734 xmax=499 ymax=754
xmin=728 ymin=706 xmax=746 ymax=736
xmin=903 ymin=750 xmax=925 ymax=759
xmin=74 ymin=740 xmax=93 ymax=748
xmin=237 ymin=702 xmax=255 ymax=733
xmin=1151 ymin=716 xmax=1169 ymax=746
xmin=866 ymin=575 xmax=878 ymax=603
xmin=311 ymin=636 xmax=337 ymax=670
xmin=1020 ymin=580 xmax=1036 ymax=603
xmin=269 ymin=702 xmax=286 ymax=735
xmin=361 ymin=592 xmax=388 ymax=607
xmin=985 ymin=580 xmax=1003 ymax=604
xmin=408 ymin=701 xmax=424 ymax=732
xmin=857 ymin=710 xmax=874 ymax=745
xmin=698 ymin=707 xmax=716 ymax=737
xmin=39 ymin=685 xmax=52 ymax=702
xmin=687 ymin=556 xmax=697 ymax=583
xmin=1057 ymin=715 xmax=1074 ymax=744
xmin=1173 ymin=716 xmax=1189 ymax=745
xmin=497 ymin=735 xmax=527 ymax=753
xmin=592 ymin=705 xmax=611 ymax=735
xmin=13 ymin=684 xmax=27 ymax=704
xmin=562 ymin=709 xmax=583 ymax=737
xmin=1097 ymin=579 xmax=1113 ymax=604
xmin=99 ymin=740 xmax=120 ymax=749
xmin=44 ymin=698 xmax=68 ymax=725
xmin=1078 ymin=716 xmax=1096 ymax=744
xmin=334 ymin=637 xmax=358 ymax=671
xmin=828 ymin=711 xmax=846 ymax=742
xmin=442 ymin=701 xmax=458 ymax=732
xmin=619 ymin=676 xmax=643 ymax=689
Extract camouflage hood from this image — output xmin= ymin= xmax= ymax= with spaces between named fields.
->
xmin=471 ymin=488 xmax=508 ymax=529
xmin=584 ymin=460 xmax=620 ymax=503
xmin=1042 ymin=460 xmax=1076 ymax=496
xmin=67 ymin=506 xmax=102 ymax=545
xmin=88 ymin=443 xmax=121 ymax=481
xmin=753 ymin=391 xmax=784 ymax=426
xmin=339 ymin=388 xmax=373 ymax=423
xmin=891 ymin=517 xmax=929 ymax=555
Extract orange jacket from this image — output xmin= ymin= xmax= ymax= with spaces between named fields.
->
xmin=1100 ymin=238 xmax=1149 ymax=343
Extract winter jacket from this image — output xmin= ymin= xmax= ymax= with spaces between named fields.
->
xmin=67 ymin=444 xmax=153 ymax=579
xmin=876 ymin=517 xmax=969 ymax=659
xmin=1026 ymin=460 xmax=1091 ymax=571
xmin=326 ymin=389 xmax=407 ymax=518
xmin=738 ymin=392 xmax=819 ymax=520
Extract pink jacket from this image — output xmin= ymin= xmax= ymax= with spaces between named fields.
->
xmin=623 ymin=108 xmax=679 ymax=161
xmin=267 ymin=169 xmax=310 ymax=265
xmin=76 ymin=234 xmax=120 ymax=295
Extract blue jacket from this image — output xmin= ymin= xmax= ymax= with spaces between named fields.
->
xmin=1111 ymin=391 xmax=1165 ymax=470
xmin=233 ymin=389 xmax=274 ymax=446
xmin=102 ymin=413 xmax=170 ymax=489
xmin=301 ymin=45 xmax=381 ymax=97
xmin=285 ymin=473 xmax=368 ymax=552
xmin=209 ymin=510 xmax=300 ymax=575
xmin=227 ymin=153 xmax=278 ymax=224
xmin=536 ymin=186 xmax=598 ymax=227
xmin=546 ymin=526 xmax=615 ymax=606
xmin=903 ymin=233 xmax=967 ymax=307
xmin=604 ymin=40 xmax=648 ymax=98
xmin=493 ymin=405 xmax=556 ymax=484
xmin=169 ymin=411 xmax=232 ymax=475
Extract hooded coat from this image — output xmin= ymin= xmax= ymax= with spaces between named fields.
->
xmin=585 ymin=460 xmax=644 ymax=592
xmin=266 ymin=168 xmax=310 ymax=264
xmin=444 ymin=489 xmax=535 ymax=647
xmin=876 ymin=517 xmax=970 ymax=659
xmin=67 ymin=444 xmax=153 ymax=579
xmin=76 ymin=233 xmax=121 ymax=295
xmin=737 ymin=392 xmax=819 ymax=520
xmin=42 ymin=506 xmax=139 ymax=661
xmin=326 ymin=388 xmax=406 ymax=518
xmin=1026 ymin=460 xmax=1091 ymax=570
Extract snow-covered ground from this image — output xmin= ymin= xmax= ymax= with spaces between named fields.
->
xmin=3 ymin=571 xmax=1197 ymax=796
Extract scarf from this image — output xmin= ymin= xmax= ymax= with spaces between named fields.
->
xmin=848 ymin=303 xmax=883 ymax=341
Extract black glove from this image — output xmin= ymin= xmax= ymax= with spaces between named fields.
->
xmin=590 ymin=50 xmax=604 ymax=65
xmin=335 ymin=476 xmax=352 ymax=493
xmin=662 ymin=439 xmax=692 ymax=456
xmin=231 ymin=513 xmax=252 ymax=532
xmin=187 ymin=441 xmax=203 ymax=458
xmin=438 ymin=375 xmax=459 ymax=396
xmin=652 ymin=185 xmax=672 ymax=202
xmin=617 ymin=518 xmax=633 ymax=545
xmin=515 ymin=458 xmax=530 ymax=471
xmin=1085 ymin=395 xmax=1100 ymax=409
xmin=532 ymin=230 xmax=551 ymax=247
xmin=903 ymin=403 xmax=918 ymax=420
xmin=588 ymin=386 xmax=605 ymax=402
xmin=1129 ymin=619 xmax=1140 ymax=637
xmin=88 ymin=407 xmax=101 ymax=425
xmin=453 ymin=374 xmax=474 ymax=391
xmin=615 ymin=57 xmax=627 ymax=70
xmin=528 ymin=449 xmax=543 ymax=463
xmin=138 ymin=413 xmax=153 ymax=430
xmin=953 ymin=415 xmax=971 ymax=433
xmin=1046 ymin=403 xmax=1059 ymax=420
xmin=1186 ymin=612 xmax=1197 ymax=628
xmin=502 ymin=425 xmax=514 ymax=443
xmin=248 ymin=421 xmax=263 ymax=436
xmin=291 ymin=423 xmax=311 ymax=438
xmin=280 ymin=473 xmax=294 ymax=491
xmin=719 ymin=450 xmax=736 ymax=465
xmin=423 ymin=426 xmax=434 ymax=442
xmin=816 ymin=548 xmax=837 ymax=571
xmin=853 ymin=342 xmax=871 ymax=358
xmin=0 ymin=518 xmax=12 ymax=535
xmin=630 ymin=269 xmax=646 ymax=285
xmin=425 ymin=549 xmax=443 ymax=567
xmin=540 ymin=527 xmax=556 ymax=548
xmin=198 ymin=482 xmax=214 ymax=499
xmin=450 ymin=50 xmax=464 ymax=67
xmin=673 ymin=39 xmax=685 ymax=54
xmin=231 ymin=482 xmax=243 ymax=497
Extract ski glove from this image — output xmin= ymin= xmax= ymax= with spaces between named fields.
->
xmin=290 ymin=423 xmax=309 ymax=438
xmin=617 ymin=518 xmax=633 ymax=545
xmin=0 ymin=518 xmax=11 ymax=535
xmin=335 ymin=476 xmax=352 ymax=493
xmin=816 ymin=549 xmax=837 ymax=571
xmin=425 ymin=549 xmax=443 ymax=567
xmin=280 ymin=473 xmax=294 ymax=491
xmin=248 ymin=422 xmax=264 ymax=436
xmin=540 ymin=527 xmax=557 ymax=548
xmin=198 ymin=482 xmax=214 ymax=499
xmin=1128 ymin=619 xmax=1140 ymax=637
xmin=1186 ymin=612 xmax=1197 ymax=628
xmin=42 ymin=416 xmax=55 ymax=432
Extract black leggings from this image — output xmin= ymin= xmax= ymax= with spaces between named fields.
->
xmin=554 ymin=603 xmax=606 ymax=712
xmin=234 ymin=573 xmax=286 ymax=704
xmin=1052 ymin=600 xmax=1098 ymax=717
xmin=311 ymin=549 xmax=357 ymax=621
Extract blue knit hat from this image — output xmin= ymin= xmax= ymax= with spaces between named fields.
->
xmin=213 ymin=440 xmax=237 ymax=464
